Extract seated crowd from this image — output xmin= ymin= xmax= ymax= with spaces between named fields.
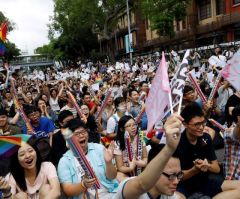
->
xmin=0 ymin=51 xmax=240 ymax=199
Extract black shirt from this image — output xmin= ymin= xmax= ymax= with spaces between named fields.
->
xmin=225 ymin=94 xmax=240 ymax=126
xmin=176 ymin=131 xmax=216 ymax=190
xmin=51 ymin=130 xmax=68 ymax=166
xmin=86 ymin=115 xmax=100 ymax=143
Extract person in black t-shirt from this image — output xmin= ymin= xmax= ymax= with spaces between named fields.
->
xmin=176 ymin=102 xmax=240 ymax=198
xmin=51 ymin=110 xmax=74 ymax=166
xmin=225 ymin=91 xmax=240 ymax=127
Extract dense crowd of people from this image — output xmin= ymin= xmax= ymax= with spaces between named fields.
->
xmin=0 ymin=45 xmax=240 ymax=199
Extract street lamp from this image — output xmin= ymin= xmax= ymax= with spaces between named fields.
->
xmin=126 ymin=0 xmax=133 ymax=66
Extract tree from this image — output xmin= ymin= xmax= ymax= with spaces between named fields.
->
xmin=48 ymin=0 xmax=102 ymax=59
xmin=139 ymin=0 xmax=191 ymax=37
xmin=48 ymin=0 xmax=128 ymax=59
xmin=35 ymin=39 xmax=65 ymax=60
xmin=0 ymin=11 xmax=20 ymax=61
xmin=4 ymin=41 xmax=20 ymax=61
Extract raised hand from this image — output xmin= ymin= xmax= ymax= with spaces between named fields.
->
xmin=104 ymin=141 xmax=115 ymax=163
xmin=0 ymin=176 xmax=11 ymax=194
xmin=164 ymin=114 xmax=183 ymax=151
xmin=14 ymin=192 xmax=28 ymax=199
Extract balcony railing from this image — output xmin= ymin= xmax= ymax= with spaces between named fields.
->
xmin=197 ymin=12 xmax=240 ymax=34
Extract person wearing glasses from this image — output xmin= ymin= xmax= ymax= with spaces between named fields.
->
xmin=23 ymin=105 xmax=55 ymax=139
xmin=57 ymin=118 xmax=119 ymax=199
xmin=147 ymin=144 xmax=185 ymax=199
xmin=176 ymin=102 xmax=240 ymax=198
xmin=114 ymin=115 xmax=148 ymax=182
xmin=113 ymin=114 xmax=184 ymax=199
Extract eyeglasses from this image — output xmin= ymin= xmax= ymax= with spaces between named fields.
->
xmin=162 ymin=171 xmax=184 ymax=181
xmin=28 ymin=111 xmax=39 ymax=118
xmin=124 ymin=123 xmax=137 ymax=128
xmin=73 ymin=129 xmax=87 ymax=136
xmin=188 ymin=121 xmax=207 ymax=128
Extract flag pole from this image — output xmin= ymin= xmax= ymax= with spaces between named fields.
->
xmin=168 ymin=92 xmax=173 ymax=114
xmin=177 ymin=95 xmax=183 ymax=115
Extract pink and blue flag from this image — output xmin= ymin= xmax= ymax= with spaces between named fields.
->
xmin=146 ymin=52 xmax=170 ymax=132
xmin=221 ymin=49 xmax=240 ymax=91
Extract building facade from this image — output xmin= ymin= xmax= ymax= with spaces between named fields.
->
xmin=99 ymin=0 xmax=240 ymax=59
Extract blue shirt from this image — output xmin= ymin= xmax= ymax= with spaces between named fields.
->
xmin=58 ymin=143 xmax=119 ymax=199
xmin=23 ymin=117 xmax=55 ymax=138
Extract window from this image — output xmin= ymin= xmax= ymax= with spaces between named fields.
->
xmin=235 ymin=28 xmax=240 ymax=40
xmin=234 ymin=24 xmax=240 ymax=40
xmin=145 ymin=19 xmax=149 ymax=29
xmin=182 ymin=19 xmax=186 ymax=29
xmin=233 ymin=0 xmax=240 ymax=5
xmin=216 ymin=0 xmax=224 ymax=15
xmin=199 ymin=0 xmax=211 ymax=20
xmin=176 ymin=21 xmax=180 ymax=31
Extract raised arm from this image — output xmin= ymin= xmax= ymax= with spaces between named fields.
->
xmin=57 ymin=83 xmax=64 ymax=99
xmin=122 ymin=114 xmax=183 ymax=199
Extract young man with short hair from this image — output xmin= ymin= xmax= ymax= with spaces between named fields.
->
xmin=176 ymin=102 xmax=240 ymax=198
xmin=23 ymin=105 xmax=55 ymax=138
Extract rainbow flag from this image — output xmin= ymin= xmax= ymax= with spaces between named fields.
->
xmin=0 ymin=21 xmax=7 ymax=42
xmin=0 ymin=41 xmax=5 ymax=55
xmin=0 ymin=134 xmax=32 ymax=159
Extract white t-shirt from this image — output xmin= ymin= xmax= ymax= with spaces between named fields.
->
xmin=113 ymin=177 xmax=179 ymax=199
xmin=106 ymin=113 xmax=120 ymax=134
xmin=49 ymin=97 xmax=60 ymax=112
xmin=142 ymin=64 xmax=148 ymax=71
xmin=60 ymin=105 xmax=78 ymax=118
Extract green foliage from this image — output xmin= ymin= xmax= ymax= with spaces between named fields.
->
xmin=47 ymin=0 xmax=190 ymax=59
xmin=48 ymin=0 xmax=127 ymax=59
xmin=0 ymin=11 xmax=20 ymax=61
xmin=0 ymin=11 xmax=15 ymax=32
xmin=4 ymin=41 xmax=21 ymax=60
xmin=139 ymin=0 xmax=190 ymax=37
xmin=47 ymin=0 xmax=102 ymax=59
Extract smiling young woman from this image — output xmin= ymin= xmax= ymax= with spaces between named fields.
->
xmin=114 ymin=115 xmax=148 ymax=182
xmin=6 ymin=137 xmax=60 ymax=199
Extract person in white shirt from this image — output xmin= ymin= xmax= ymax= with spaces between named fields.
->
xmin=106 ymin=97 xmax=128 ymax=140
